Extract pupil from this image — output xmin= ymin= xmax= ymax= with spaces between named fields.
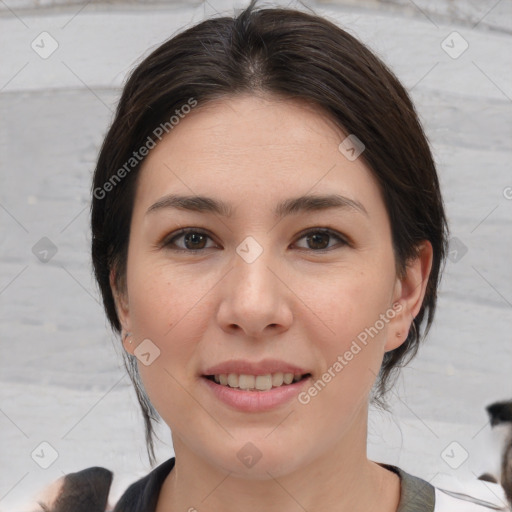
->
xmin=308 ymin=233 xmax=329 ymax=249
xmin=185 ymin=232 xmax=206 ymax=249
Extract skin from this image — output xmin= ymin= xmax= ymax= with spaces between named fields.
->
xmin=112 ymin=93 xmax=433 ymax=512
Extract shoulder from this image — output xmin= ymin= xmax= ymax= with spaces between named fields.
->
xmin=113 ymin=458 xmax=175 ymax=512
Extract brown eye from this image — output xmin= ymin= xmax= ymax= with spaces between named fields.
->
xmin=182 ymin=232 xmax=208 ymax=250
xmin=294 ymin=229 xmax=347 ymax=251
xmin=164 ymin=229 xmax=217 ymax=252
xmin=162 ymin=228 xmax=347 ymax=253
xmin=306 ymin=232 xmax=330 ymax=250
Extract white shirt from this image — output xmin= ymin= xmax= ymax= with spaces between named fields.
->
xmin=434 ymin=484 xmax=510 ymax=511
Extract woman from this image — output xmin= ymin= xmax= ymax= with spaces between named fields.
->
xmin=33 ymin=1 xmax=510 ymax=510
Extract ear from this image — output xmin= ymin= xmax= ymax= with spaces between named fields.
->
xmin=385 ymin=241 xmax=433 ymax=352
xmin=109 ymin=269 xmax=135 ymax=355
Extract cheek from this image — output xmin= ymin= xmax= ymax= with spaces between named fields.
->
xmin=125 ymin=259 xmax=216 ymax=392
xmin=296 ymin=266 xmax=394 ymax=396
xmin=127 ymin=258 xmax=211 ymax=337
xmin=296 ymin=289 xmax=391 ymax=433
xmin=298 ymin=264 xmax=394 ymax=343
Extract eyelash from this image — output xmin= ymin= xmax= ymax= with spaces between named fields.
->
xmin=161 ymin=227 xmax=349 ymax=253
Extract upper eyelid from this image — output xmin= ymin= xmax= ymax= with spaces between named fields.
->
xmin=163 ymin=227 xmax=348 ymax=250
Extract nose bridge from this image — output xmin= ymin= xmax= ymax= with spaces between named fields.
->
xmin=217 ymin=236 xmax=292 ymax=336
xmin=232 ymin=240 xmax=278 ymax=305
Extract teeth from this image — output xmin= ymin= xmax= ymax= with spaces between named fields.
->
xmin=239 ymin=374 xmax=255 ymax=390
xmin=255 ymin=374 xmax=272 ymax=391
xmin=272 ymin=373 xmax=283 ymax=387
xmin=212 ymin=372 xmax=306 ymax=391
xmin=283 ymin=373 xmax=294 ymax=385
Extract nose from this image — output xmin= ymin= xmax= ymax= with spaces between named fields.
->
xmin=216 ymin=246 xmax=293 ymax=338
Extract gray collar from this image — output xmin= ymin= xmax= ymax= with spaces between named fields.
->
xmin=378 ymin=463 xmax=435 ymax=512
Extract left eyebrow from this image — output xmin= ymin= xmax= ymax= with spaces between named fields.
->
xmin=146 ymin=193 xmax=368 ymax=218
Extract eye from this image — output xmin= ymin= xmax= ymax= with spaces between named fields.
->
xmin=293 ymin=228 xmax=348 ymax=251
xmin=162 ymin=227 xmax=349 ymax=253
xmin=163 ymin=229 xmax=218 ymax=252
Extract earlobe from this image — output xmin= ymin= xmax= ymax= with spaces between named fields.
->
xmin=122 ymin=330 xmax=135 ymax=355
xmin=385 ymin=241 xmax=433 ymax=352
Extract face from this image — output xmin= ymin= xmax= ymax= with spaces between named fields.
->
xmin=113 ymin=93 xmax=430 ymax=478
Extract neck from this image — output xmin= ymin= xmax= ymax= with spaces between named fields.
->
xmin=156 ymin=410 xmax=400 ymax=512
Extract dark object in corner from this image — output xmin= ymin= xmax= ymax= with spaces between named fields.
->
xmin=38 ymin=466 xmax=113 ymax=512
xmin=486 ymin=399 xmax=512 ymax=508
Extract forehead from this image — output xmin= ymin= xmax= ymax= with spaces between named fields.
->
xmin=134 ymin=93 xmax=384 ymax=218
xmin=144 ymin=94 xmax=343 ymax=161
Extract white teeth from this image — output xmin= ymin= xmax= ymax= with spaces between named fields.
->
xmin=227 ymin=373 xmax=238 ymax=388
xmin=283 ymin=373 xmax=294 ymax=385
xmin=212 ymin=372 xmax=306 ymax=391
xmin=238 ymin=374 xmax=255 ymax=390
xmin=272 ymin=373 xmax=284 ymax=387
xmin=255 ymin=374 xmax=272 ymax=391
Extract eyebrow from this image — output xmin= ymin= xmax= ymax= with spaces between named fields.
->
xmin=146 ymin=193 xmax=368 ymax=218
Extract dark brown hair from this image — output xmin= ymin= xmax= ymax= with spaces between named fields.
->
xmin=91 ymin=0 xmax=449 ymax=464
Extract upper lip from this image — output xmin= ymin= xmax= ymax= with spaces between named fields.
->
xmin=203 ymin=358 xmax=311 ymax=376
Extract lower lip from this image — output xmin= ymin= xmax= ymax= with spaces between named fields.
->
xmin=201 ymin=376 xmax=311 ymax=412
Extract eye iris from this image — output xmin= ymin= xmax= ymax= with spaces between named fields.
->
xmin=184 ymin=232 xmax=207 ymax=249
xmin=307 ymin=232 xmax=329 ymax=250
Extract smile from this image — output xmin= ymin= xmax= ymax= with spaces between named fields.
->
xmin=202 ymin=373 xmax=312 ymax=412
xmin=205 ymin=372 xmax=311 ymax=391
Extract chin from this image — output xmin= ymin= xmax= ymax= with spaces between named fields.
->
xmin=200 ymin=436 xmax=313 ymax=480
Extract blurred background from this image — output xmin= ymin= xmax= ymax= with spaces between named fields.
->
xmin=1 ymin=0 xmax=511 ymax=509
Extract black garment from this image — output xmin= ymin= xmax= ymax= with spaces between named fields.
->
xmin=40 ymin=457 xmax=507 ymax=510
xmin=113 ymin=458 xmax=175 ymax=512
xmin=112 ymin=458 xmax=435 ymax=512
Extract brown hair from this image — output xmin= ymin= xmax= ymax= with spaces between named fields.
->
xmin=91 ymin=0 xmax=449 ymax=464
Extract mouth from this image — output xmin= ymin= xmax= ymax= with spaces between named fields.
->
xmin=203 ymin=372 xmax=312 ymax=391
